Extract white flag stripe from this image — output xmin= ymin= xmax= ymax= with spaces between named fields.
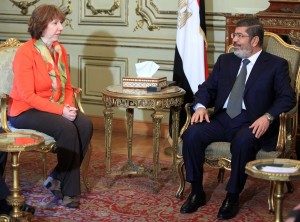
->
xmin=176 ymin=0 xmax=205 ymax=94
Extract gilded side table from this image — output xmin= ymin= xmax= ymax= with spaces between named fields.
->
xmin=246 ymin=158 xmax=300 ymax=222
xmin=102 ymin=85 xmax=185 ymax=192
xmin=0 ymin=132 xmax=45 ymax=222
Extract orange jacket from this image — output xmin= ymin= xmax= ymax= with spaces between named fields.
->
xmin=8 ymin=39 xmax=74 ymax=117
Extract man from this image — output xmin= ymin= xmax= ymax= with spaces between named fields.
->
xmin=179 ymin=18 xmax=296 ymax=220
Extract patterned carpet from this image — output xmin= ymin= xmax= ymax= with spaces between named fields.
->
xmin=3 ymin=151 xmax=300 ymax=221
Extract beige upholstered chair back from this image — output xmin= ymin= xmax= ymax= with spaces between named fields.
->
xmin=228 ymin=31 xmax=300 ymax=95
xmin=0 ymin=38 xmax=21 ymax=95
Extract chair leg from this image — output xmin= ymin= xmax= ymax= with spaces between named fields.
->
xmin=41 ymin=153 xmax=47 ymax=180
xmin=82 ymin=143 xmax=92 ymax=192
xmin=175 ymin=159 xmax=185 ymax=199
xmin=218 ymin=168 xmax=225 ymax=183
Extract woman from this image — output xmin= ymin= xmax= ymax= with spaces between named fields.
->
xmin=8 ymin=4 xmax=93 ymax=209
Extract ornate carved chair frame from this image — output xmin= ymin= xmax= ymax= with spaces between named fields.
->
xmin=175 ymin=31 xmax=300 ymax=213
xmin=0 ymin=38 xmax=92 ymax=192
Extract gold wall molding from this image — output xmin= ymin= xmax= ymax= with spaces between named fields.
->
xmin=2 ymin=0 xmax=73 ymax=27
xmin=59 ymin=0 xmax=73 ymax=29
xmin=86 ymin=0 xmax=120 ymax=15
xmin=79 ymin=0 xmax=127 ymax=26
xmin=9 ymin=0 xmax=40 ymax=15
xmin=134 ymin=0 xmax=177 ymax=31
xmin=79 ymin=55 xmax=128 ymax=104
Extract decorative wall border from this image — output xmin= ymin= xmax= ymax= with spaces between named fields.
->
xmin=79 ymin=55 xmax=128 ymax=104
xmin=79 ymin=0 xmax=127 ymax=26
xmin=1 ymin=0 xmax=73 ymax=27
xmin=134 ymin=0 xmax=177 ymax=31
xmin=86 ymin=0 xmax=120 ymax=15
xmin=9 ymin=0 xmax=40 ymax=15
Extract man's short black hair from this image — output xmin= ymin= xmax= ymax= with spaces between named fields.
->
xmin=236 ymin=17 xmax=264 ymax=47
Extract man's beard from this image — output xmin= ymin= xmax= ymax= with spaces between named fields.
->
xmin=233 ymin=43 xmax=253 ymax=58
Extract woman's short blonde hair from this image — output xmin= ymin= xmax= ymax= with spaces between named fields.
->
xmin=28 ymin=4 xmax=66 ymax=39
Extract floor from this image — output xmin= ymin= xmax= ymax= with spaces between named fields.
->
xmin=91 ymin=129 xmax=174 ymax=162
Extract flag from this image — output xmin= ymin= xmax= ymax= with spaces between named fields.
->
xmin=169 ymin=0 xmax=208 ymax=143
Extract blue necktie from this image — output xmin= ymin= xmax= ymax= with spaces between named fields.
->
xmin=226 ymin=59 xmax=250 ymax=118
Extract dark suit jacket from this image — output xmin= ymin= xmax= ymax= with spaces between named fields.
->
xmin=193 ymin=51 xmax=296 ymax=151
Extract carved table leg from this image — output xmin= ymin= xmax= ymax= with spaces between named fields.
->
xmin=126 ymin=108 xmax=134 ymax=164
xmin=151 ymin=110 xmax=164 ymax=192
xmin=171 ymin=106 xmax=181 ymax=179
xmin=6 ymin=152 xmax=32 ymax=221
xmin=103 ymin=107 xmax=113 ymax=187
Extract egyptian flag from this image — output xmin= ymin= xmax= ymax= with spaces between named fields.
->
xmin=169 ymin=0 xmax=208 ymax=141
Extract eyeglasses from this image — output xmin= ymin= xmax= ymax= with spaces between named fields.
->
xmin=231 ymin=33 xmax=250 ymax=39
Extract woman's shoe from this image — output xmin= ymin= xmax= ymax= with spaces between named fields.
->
xmin=43 ymin=176 xmax=63 ymax=200
xmin=20 ymin=203 xmax=35 ymax=215
xmin=62 ymin=196 xmax=80 ymax=209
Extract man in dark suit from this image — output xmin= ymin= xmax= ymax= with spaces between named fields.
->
xmin=179 ymin=18 xmax=296 ymax=220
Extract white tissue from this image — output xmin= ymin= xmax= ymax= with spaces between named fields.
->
xmin=135 ymin=61 xmax=159 ymax=78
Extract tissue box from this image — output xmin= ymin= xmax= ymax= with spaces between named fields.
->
xmin=122 ymin=77 xmax=167 ymax=89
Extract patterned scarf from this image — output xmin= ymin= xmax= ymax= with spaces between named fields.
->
xmin=34 ymin=39 xmax=67 ymax=104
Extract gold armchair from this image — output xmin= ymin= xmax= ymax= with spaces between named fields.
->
xmin=0 ymin=38 xmax=92 ymax=192
xmin=175 ymin=32 xmax=300 ymax=212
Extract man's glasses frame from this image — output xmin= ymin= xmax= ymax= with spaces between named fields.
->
xmin=231 ymin=33 xmax=250 ymax=39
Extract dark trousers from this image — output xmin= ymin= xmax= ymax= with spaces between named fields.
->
xmin=9 ymin=109 xmax=93 ymax=197
xmin=182 ymin=110 xmax=261 ymax=194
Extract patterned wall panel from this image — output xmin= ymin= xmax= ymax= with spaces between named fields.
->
xmin=79 ymin=0 xmax=128 ymax=26
xmin=79 ymin=55 xmax=128 ymax=104
xmin=0 ymin=0 xmax=72 ymax=23
xmin=134 ymin=0 xmax=177 ymax=31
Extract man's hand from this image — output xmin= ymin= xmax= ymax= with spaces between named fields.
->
xmin=191 ymin=107 xmax=210 ymax=124
xmin=62 ymin=104 xmax=78 ymax=121
xmin=249 ymin=114 xmax=270 ymax=138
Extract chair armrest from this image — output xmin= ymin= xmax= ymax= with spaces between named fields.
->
xmin=72 ymin=87 xmax=85 ymax=114
xmin=179 ymin=103 xmax=215 ymax=140
xmin=0 ymin=93 xmax=11 ymax=133
xmin=179 ymin=103 xmax=193 ymax=140
xmin=276 ymin=105 xmax=298 ymax=155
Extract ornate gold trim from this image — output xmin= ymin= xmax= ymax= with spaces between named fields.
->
xmin=290 ymin=30 xmax=300 ymax=43
xmin=260 ymin=18 xmax=300 ymax=27
xmin=59 ymin=0 xmax=73 ymax=29
xmin=134 ymin=0 xmax=160 ymax=31
xmin=149 ymin=0 xmax=176 ymax=15
xmin=9 ymin=0 xmax=40 ymax=15
xmin=0 ymin=38 xmax=22 ymax=48
xmin=86 ymin=0 xmax=120 ymax=15
xmin=7 ymin=0 xmax=73 ymax=29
